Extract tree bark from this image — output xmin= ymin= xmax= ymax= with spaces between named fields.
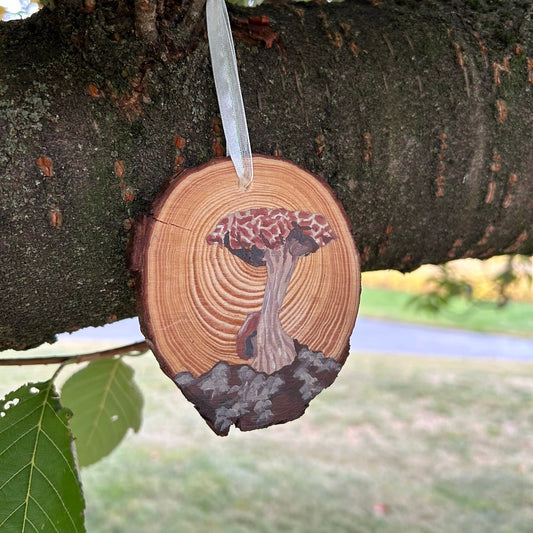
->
xmin=0 ymin=0 xmax=532 ymax=351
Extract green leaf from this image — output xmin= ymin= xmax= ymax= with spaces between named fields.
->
xmin=61 ymin=358 xmax=143 ymax=467
xmin=0 ymin=381 xmax=86 ymax=533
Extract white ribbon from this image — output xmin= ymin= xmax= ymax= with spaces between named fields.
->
xmin=206 ymin=0 xmax=253 ymax=191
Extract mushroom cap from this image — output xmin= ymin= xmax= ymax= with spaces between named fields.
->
xmin=206 ymin=207 xmax=337 ymax=254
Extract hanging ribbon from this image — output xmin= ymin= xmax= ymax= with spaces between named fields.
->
xmin=206 ymin=0 xmax=253 ymax=191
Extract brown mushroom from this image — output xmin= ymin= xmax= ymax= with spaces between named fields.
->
xmin=206 ymin=207 xmax=337 ymax=374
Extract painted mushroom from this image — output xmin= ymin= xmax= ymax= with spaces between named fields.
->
xmin=206 ymin=207 xmax=337 ymax=374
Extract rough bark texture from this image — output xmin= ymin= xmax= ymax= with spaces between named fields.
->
xmin=0 ymin=0 xmax=532 ymax=351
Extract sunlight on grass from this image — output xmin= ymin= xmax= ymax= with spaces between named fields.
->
xmin=359 ymin=287 xmax=533 ymax=338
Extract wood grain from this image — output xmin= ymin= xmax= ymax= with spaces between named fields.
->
xmin=131 ymin=155 xmax=361 ymax=379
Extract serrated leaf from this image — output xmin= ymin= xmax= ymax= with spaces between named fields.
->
xmin=61 ymin=358 xmax=143 ymax=467
xmin=0 ymin=381 xmax=86 ymax=533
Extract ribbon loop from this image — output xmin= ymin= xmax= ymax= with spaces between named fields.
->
xmin=206 ymin=0 xmax=253 ymax=191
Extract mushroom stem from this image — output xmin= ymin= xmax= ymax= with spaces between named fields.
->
xmin=252 ymin=246 xmax=298 ymax=374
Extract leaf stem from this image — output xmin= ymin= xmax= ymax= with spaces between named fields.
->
xmin=0 ymin=341 xmax=149 ymax=367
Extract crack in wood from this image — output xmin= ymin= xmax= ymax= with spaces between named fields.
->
xmin=152 ymin=216 xmax=192 ymax=232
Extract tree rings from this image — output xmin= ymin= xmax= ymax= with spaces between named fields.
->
xmin=130 ymin=156 xmax=361 ymax=435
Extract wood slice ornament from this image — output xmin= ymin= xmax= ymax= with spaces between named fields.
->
xmin=130 ymin=155 xmax=361 ymax=435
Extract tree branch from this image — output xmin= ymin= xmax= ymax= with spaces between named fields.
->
xmin=0 ymin=0 xmax=532 ymax=351
xmin=0 ymin=342 xmax=149 ymax=366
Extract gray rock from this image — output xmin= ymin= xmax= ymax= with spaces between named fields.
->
xmin=173 ymin=345 xmax=343 ymax=435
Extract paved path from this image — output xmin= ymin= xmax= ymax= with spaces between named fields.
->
xmin=351 ymin=317 xmax=533 ymax=362
xmin=59 ymin=316 xmax=533 ymax=363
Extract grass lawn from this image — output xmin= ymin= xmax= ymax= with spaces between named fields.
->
xmin=2 ymin=346 xmax=532 ymax=533
xmin=359 ymin=287 xmax=533 ymax=338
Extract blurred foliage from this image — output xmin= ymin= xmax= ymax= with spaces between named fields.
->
xmin=408 ymin=265 xmax=473 ymax=315
xmin=408 ymin=255 xmax=533 ymax=315
xmin=494 ymin=255 xmax=533 ymax=307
